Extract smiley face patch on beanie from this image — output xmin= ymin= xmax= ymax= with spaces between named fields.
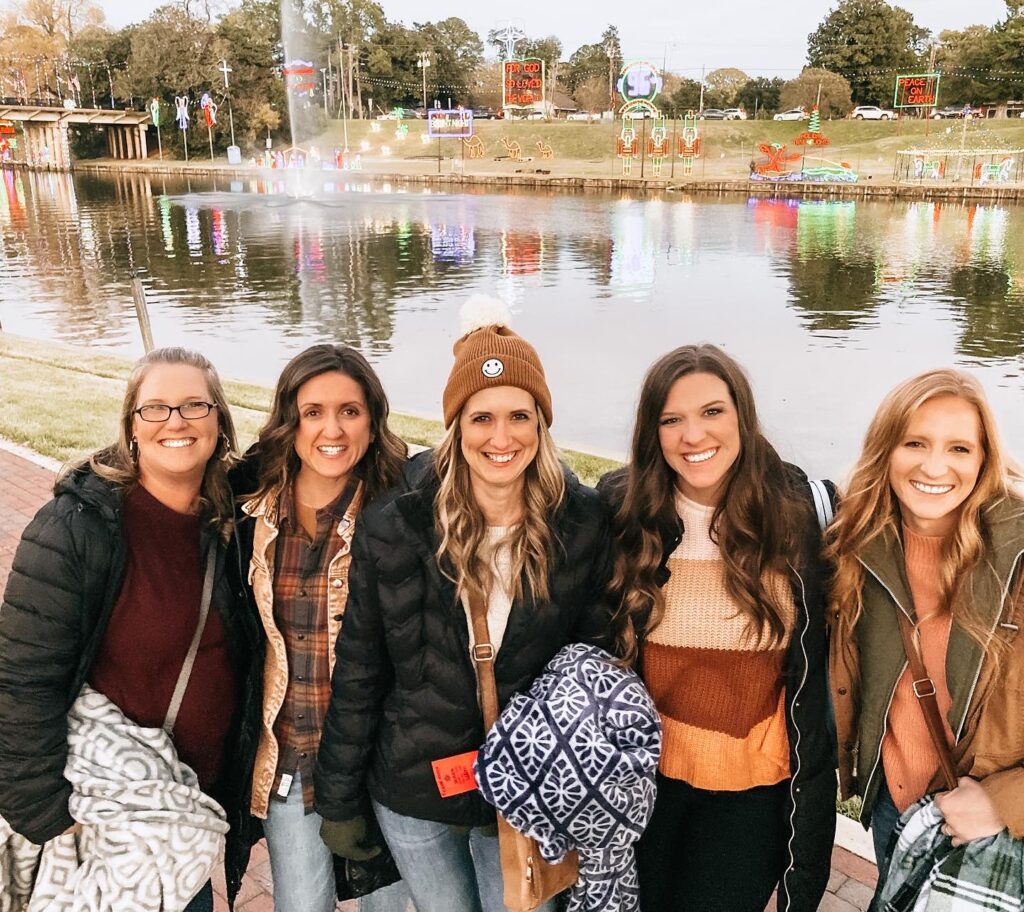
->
xmin=481 ymin=358 xmax=504 ymax=379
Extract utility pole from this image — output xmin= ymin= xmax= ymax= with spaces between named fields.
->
xmin=219 ymin=59 xmax=235 ymax=148
xmin=605 ymin=39 xmax=617 ymax=113
xmin=418 ymin=50 xmax=430 ymax=111
xmin=699 ymin=64 xmax=705 ymax=113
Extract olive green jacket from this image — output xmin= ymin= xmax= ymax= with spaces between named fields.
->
xmin=831 ymin=497 xmax=1024 ymax=838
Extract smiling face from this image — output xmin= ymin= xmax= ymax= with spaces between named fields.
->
xmin=888 ymin=394 xmax=985 ymax=536
xmin=459 ymin=385 xmax=540 ymax=501
xmin=132 ymin=363 xmax=219 ymax=493
xmin=658 ymin=372 xmax=741 ymax=507
xmin=293 ymin=370 xmax=373 ymax=496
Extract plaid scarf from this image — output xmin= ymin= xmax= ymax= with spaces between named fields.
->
xmin=879 ymin=796 xmax=1023 ymax=912
xmin=475 ymin=644 xmax=661 ymax=912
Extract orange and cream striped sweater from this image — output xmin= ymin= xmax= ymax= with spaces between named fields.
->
xmin=641 ymin=493 xmax=794 ymax=791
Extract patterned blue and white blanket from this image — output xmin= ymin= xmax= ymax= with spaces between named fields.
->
xmin=475 ymin=643 xmax=661 ymax=912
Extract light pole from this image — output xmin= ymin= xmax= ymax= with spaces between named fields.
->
xmin=218 ymin=59 xmax=235 ymax=147
xmin=417 ymin=51 xmax=430 ymax=112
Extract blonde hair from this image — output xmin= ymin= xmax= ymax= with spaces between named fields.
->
xmin=433 ymin=410 xmax=565 ymax=606
xmin=66 ymin=347 xmax=238 ymax=536
xmin=828 ymin=368 xmax=1021 ymax=654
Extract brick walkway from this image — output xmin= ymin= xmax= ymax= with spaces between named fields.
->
xmin=0 ymin=443 xmax=877 ymax=911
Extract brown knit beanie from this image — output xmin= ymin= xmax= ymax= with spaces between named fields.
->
xmin=442 ymin=296 xmax=552 ymax=428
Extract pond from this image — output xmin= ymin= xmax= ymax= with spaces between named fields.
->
xmin=1 ymin=168 xmax=1023 ymax=478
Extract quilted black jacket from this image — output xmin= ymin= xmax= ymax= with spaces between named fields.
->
xmin=0 ymin=466 xmax=263 ymax=907
xmin=314 ymin=452 xmax=615 ymax=826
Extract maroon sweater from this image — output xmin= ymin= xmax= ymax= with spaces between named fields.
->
xmin=89 ymin=484 xmax=238 ymax=791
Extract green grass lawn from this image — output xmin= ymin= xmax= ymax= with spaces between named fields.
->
xmin=308 ymin=116 xmax=1024 ymax=179
xmin=0 ymin=334 xmax=618 ymax=484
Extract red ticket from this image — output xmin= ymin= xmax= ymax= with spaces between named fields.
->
xmin=431 ymin=750 xmax=479 ymax=798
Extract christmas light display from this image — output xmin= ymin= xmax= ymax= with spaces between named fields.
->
xmin=617 ymin=120 xmax=639 ymax=176
xmin=463 ymin=136 xmax=485 ymax=158
xmin=618 ymin=61 xmax=662 ymax=105
xmin=149 ymin=97 xmax=163 ymax=160
xmin=284 ymin=60 xmax=316 ymax=97
xmin=428 ymin=110 xmax=474 ymax=139
xmin=975 ymin=156 xmax=1014 ymax=183
xmin=894 ymin=73 xmax=940 ymax=109
xmin=676 ymin=112 xmax=701 ymax=176
xmin=647 ymin=115 xmax=669 ymax=177
xmin=503 ymin=58 xmax=544 ymax=109
xmin=752 ymin=143 xmax=801 ymax=178
xmin=793 ymin=106 xmax=830 ymax=147
xmin=175 ymin=95 xmax=190 ymax=161
xmin=201 ymin=93 xmax=217 ymax=127
xmin=500 ymin=136 xmax=522 ymax=161
xmin=536 ymin=140 xmax=553 ymax=159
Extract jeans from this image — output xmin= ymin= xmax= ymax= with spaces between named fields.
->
xmin=869 ymin=779 xmax=901 ymax=910
xmin=183 ymin=882 xmax=213 ymax=912
xmin=374 ymin=799 xmax=556 ymax=912
xmin=636 ymin=775 xmax=788 ymax=912
xmin=264 ymin=770 xmax=411 ymax=912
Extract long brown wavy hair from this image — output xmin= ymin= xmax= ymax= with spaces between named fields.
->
xmin=433 ymin=404 xmax=565 ymax=606
xmin=249 ymin=344 xmax=407 ymax=505
xmin=826 ymin=369 xmax=1021 ymax=655
xmin=69 ymin=347 xmax=239 ymax=537
xmin=609 ymin=344 xmax=810 ymax=664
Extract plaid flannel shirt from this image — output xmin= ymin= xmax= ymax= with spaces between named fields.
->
xmin=880 ymin=795 xmax=1024 ymax=911
xmin=269 ymin=482 xmax=354 ymax=811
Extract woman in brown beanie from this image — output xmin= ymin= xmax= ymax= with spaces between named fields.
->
xmin=314 ymin=296 xmax=614 ymax=912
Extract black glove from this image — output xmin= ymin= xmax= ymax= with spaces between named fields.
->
xmin=320 ymin=816 xmax=382 ymax=861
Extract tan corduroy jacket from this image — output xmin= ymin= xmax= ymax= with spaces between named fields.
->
xmin=243 ymin=482 xmax=363 ymax=819
xmin=830 ymin=498 xmax=1024 ymax=838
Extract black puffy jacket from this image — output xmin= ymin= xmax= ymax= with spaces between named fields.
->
xmin=0 ymin=466 xmax=263 ymax=908
xmin=314 ymin=453 xmax=614 ymax=826
xmin=597 ymin=465 xmax=838 ymax=912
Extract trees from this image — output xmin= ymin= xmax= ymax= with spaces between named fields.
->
xmin=735 ymin=76 xmax=785 ymax=116
xmin=564 ymin=25 xmax=620 ymax=94
xmin=703 ymin=67 xmax=749 ymax=108
xmin=779 ymin=68 xmax=854 ymax=117
xmin=414 ymin=18 xmax=482 ymax=108
xmin=573 ymin=75 xmax=608 ymax=113
xmin=807 ymin=0 xmax=929 ymax=104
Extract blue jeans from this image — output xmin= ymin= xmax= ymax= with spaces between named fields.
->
xmin=264 ymin=771 xmax=411 ymax=912
xmin=374 ymin=800 xmax=557 ymax=912
xmin=870 ymin=778 xmax=901 ymax=911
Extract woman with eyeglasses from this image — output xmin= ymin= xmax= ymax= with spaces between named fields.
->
xmin=0 ymin=347 xmax=261 ymax=912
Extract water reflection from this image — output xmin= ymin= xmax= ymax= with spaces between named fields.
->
xmin=2 ymin=169 xmax=1023 ymax=470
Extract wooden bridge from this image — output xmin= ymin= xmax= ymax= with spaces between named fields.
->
xmin=0 ymin=103 xmax=151 ymax=170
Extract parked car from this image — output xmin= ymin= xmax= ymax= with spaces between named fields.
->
xmin=723 ymin=108 xmax=747 ymax=120
xmin=852 ymin=105 xmax=897 ymax=120
xmin=473 ymin=107 xmax=500 ymax=119
xmin=566 ymin=111 xmax=601 ymax=121
xmin=699 ymin=109 xmax=727 ymax=120
xmin=773 ymin=107 xmax=807 ymax=121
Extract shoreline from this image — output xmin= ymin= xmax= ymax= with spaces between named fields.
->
xmin=6 ymin=158 xmax=1024 ymax=203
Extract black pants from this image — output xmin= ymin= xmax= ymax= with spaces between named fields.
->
xmin=637 ymin=774 xmax=788 ymax=912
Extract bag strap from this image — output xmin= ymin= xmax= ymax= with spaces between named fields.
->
xmin=163 ymin=544 xmax=218 ymax=735
xmin=894 ymin=607 xmax=959 ymax=792
xmin=467 ymin=592 xmax=500 ymax=731
xmin=808 ymin=479 xmax=834 ymax=533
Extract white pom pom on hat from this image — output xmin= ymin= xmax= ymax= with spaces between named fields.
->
xmin=460 ymin=293 xmax=512 ymax=335
xmin=443 ymin=294 xmax=551 ymax=428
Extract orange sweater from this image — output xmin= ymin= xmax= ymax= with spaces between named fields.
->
xmin=641 ymin=494 xmax=793 ymax=791
xmin=882 ymin=527 xmax=955 ymax=813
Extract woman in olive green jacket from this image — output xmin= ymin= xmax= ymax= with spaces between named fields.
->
xmin=828 ymin=369 xmax=1024 ymax=902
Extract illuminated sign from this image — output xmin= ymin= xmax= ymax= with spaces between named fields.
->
xmin=894 ymin=73 xmax=940 ymax=109
xmin=284 ymin=60 xmax=316 ymax=96
xmin=503 ymin=58 xmax=545 ymax=108
xmin=618 ymin=61 xmax=662 ymax=106
xmin=0 ymin=120 xmax=14 ymax=135
xmin=428 ymin=109 xmax=474 ymax=138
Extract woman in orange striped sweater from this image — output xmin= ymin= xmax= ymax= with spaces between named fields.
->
xmin=828 ymin=369 xmax=1024 ymax=904
xmin=598 ymin=344 xmax=835 ymax=912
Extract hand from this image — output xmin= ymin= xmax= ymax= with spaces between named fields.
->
xmin=319 ymin=816 xmax=382 ymax=861
xmin=934 ymin=776 xmax=1007 ymax=846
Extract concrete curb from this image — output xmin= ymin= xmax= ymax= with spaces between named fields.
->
xmin=0 ymin=438 xmax=63 ymax=473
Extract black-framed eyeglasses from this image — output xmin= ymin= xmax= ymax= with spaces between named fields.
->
xmin=133 ymin=402 xmax=218 ymax=422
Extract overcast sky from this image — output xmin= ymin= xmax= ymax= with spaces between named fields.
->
xmin=96 ymin=0 xmax=1011 ymax=76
